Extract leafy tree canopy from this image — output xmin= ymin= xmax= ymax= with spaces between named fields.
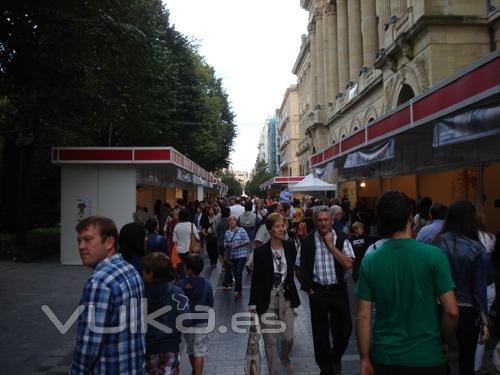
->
xmin=245 ymin=159 xmax=273 ymax=197
xmin=0 ymin=0 xmax=236 ymax=239
xmin=219 ymin=169 xmax=243 ymax=197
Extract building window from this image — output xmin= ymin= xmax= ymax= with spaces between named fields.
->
xmin=397 ymin=84 xmax=415 ymax=106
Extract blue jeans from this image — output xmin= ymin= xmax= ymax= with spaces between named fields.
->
xmin=231 ymin=258 xmax=246 ymax=293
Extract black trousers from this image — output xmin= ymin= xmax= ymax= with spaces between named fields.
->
xmin=309 ymin=285 xmax=352 ymax=374
xmin=206 ymin=235 xmax=218 ymax=264
xmin=373 ymin=363 xmax=447 ymax=375
xmin=456 ymin=306 xmax=480 ymax=375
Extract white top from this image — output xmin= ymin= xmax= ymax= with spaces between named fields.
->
xmin=173 ymin=222 xmax=200 ymax=254
xmin=271 ymin=247 xmax=287 ymax=283
xmin=230 ymin=204 xmax=245 ymax=218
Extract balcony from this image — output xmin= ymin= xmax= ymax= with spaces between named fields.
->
xmin=279 ymin=135 xmax=289 ymax=150
xmin=280 ymin=159 xmax=289 ymax=169
xmin=296 ymin=139 xmax=310 ymax=156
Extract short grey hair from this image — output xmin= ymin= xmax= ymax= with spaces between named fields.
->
xmin=313 ymin=205 xmax=333 ymax=220
xmin=331 ymin=205 xmax=343 ymax=216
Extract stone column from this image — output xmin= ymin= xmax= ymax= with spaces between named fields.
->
xmin=376 ymin=0 xmax=391 ymax=49
xmin=308 ymin=22 xmax=318 ymax=109
xmin=324 ymin=4 xmax=338 ymax=103
xmin=336 ymin=0 xmax=349 ymax=92
xmin=348 ymin=0 xmax=363 ymax=82
xmin=391 ymin=0 xmax=407 ymax=18
xmin=315 ymin=10 xmax=326 ymax=110
xmin=361 ymin=0 xmax=378 ymax=67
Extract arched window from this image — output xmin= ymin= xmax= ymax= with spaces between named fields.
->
xmin=368 ymin=117 xmax=375 ymax=124
xmin=397 ymin=84 xmax=415 ymax=106
xmin=353 ymin=127 xmax=359 ymax=132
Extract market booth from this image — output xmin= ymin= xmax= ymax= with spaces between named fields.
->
xmin=310 ymin=50 xmax=500 ymax=233
xmin=52 ymin=147 xmax=227 ymax=265
xmin=259 ymin=176 xmax=305 ymax=199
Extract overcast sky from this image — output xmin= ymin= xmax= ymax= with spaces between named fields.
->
xmin=164 ymin=0 xmax=308 ymax=173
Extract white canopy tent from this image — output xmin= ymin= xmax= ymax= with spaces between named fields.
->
xmin=289 ymin=173 xmax=337 ymax=192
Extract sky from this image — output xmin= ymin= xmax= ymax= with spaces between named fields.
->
xmin=164 ymin=0 xmax=308 ymax=173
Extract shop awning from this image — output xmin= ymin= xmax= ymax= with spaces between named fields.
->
xmin=259 ymin=176 xmax=304 ymax=191
xmin=309 ymin=49 xmax=500 ymax=168
xmin=433 ymin=103 xmax=500 ymax=147
xmin=52 ymin=147 xmax=227 ymax=193
xmin=344 ymin=139 xmax=395 ymax=169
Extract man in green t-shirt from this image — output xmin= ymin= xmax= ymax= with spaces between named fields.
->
xmin=355 ymin=191 xmax=459 ymax=375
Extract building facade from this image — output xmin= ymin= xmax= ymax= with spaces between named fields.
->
xmin=293 ymin=0 xmax=500 ymax=231
xmin=266 ymin=112 xmax=280 ymax=176
xmin=278 ymin=85 xmax=301 ymax=176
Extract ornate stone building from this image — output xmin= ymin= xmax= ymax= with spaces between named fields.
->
xmin=278 ymin=85 xmax=301 ymax=176
xmin=294 ymin=0 xmax=500 ymax=175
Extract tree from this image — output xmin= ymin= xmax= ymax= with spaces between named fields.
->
xmin=0 ymin=0 xmax=236 ymax=246
xmin=245 ymin=159 xmax=273 ymax=197
xmin=220 ymin=170 xmax=243 ymax=197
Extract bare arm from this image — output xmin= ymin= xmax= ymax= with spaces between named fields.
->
xmin=356 ymin=299 xmax=374 ymax=375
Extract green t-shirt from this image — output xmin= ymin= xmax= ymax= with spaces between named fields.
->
xmin=355 ymin=238 xmax=455 ymax=367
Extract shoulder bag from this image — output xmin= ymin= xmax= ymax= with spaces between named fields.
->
xmin=189 ymin=223 xmax=202 ymax=254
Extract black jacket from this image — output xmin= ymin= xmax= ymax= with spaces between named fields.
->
xmin=249 ymin=240 xmax=301 ymax=315
xmin=298 ymin=230 xmax=347 ymax=293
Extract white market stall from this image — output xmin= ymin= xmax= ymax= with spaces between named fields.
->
xmin=289 ymin=173 xmax=337 ymax=192
xmin=52 ymin=147 xmax=227 ymax=265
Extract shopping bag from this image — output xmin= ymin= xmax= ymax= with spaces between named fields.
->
xmin=244 ymin=321 xmax=261 ymax=375
xmin=171 ymin=244 xmax=182 ymax=270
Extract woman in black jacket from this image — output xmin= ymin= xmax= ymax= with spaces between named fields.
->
xmin=249 ymin=213 xmax=300 ymax=375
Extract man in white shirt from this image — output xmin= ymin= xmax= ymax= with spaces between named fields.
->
xmin=173 ymin=209 xmax=200 ymax=276
xmin=229 ymin=197 xmax=245 ymax=219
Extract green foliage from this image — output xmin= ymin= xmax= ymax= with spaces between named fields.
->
xmin=0 ymin=0 xmax=236 ymax=239
xmin=220 ymin=170 xmax=243 ymax=197
xmin=245 ymin=159 xmax=273 ymax=197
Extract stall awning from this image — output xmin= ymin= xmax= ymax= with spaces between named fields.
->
xmin=290 ymin=174 xmax=336 ymax=192
xmin=259 ymin=176 xmax=304 ymax=191
xmin=309 ymin=49 xmax=500 ymax=168
xmin=433 ymin=103 xmax=500 ymax=147
xmin=52 ymin=147 xmax=227 ymax=192
xmin=344 ymin=139 xmax=395 ymax=169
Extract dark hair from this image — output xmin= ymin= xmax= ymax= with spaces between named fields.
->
xmin=176 ymin=198 xmax=185 ymax=206
xmin=244 ymin=201 xmax=253 ymax=211
xmin=142 ymin=252 xmax=173 ymax=282
xmin=292 ymin=198 xmax=300 ymax=208
xmin=221 ymin=206 xmax=231 ymax=218
xmin=440 ymin=201 xmax=479 ymax=241
xmin=183 ymin=254 xmax=204 ymax=275
xmin=145 ymin=218 xmax=159 ymax=233
xmin=281 ymin=202 xmax=290 ymax=213
xmin=119 ymin=222 xmax=146 ymax=261
xmin=430 ymin=203 xmax=447 ymax=221
xmin=179 ymin=209 xmax=190 ymax=222
xmin=76 ymin=216 xmax=118 ymax=247
xmin=268 ymin=202 xmax=280 ymax=214
xmin=417 ymin=197 xmax=432 ymax=220
xmin=376 ymin=191 xmax=413 ymax=236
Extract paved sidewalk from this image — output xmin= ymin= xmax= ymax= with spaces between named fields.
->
xmin=1 ymin=253 xmax=497 ymax=375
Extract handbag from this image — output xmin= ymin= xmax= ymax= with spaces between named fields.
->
xmin=244 ymin=316 xmax=261 ymax=375
xmin=189 ymin=223 xmax=202 ymax=254
xmin=170 ymin=244 xmax=182 ymax=270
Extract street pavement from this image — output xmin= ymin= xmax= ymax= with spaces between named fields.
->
xmin=0 ymin=252 xmax=497 ymax=375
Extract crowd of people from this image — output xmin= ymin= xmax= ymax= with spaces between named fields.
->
xmin=69 ymin=190 xmax=500 ymax=375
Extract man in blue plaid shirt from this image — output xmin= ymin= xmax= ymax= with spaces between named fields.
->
xmin=70 ymin=216 xmax=145 ymax=374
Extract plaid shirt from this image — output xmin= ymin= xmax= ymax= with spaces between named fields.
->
xmin=313 ymin=230 xmax=355 ymax=285
xmin=70 ymin=253 xmax=145 ymax=375
xmin=224 ymin=227 xmax=249 ymax=259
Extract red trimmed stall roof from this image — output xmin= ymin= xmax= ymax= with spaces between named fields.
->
xmin=310 ymin=50 xmax=500 ymax=168
xmin=52 ymin=147 xmax=225 ymax=188
xmin=259 ymin=176 xmax=304 ymax=191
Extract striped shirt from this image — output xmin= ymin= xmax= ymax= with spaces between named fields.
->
xmin=224 ymin=227 xmax=250 ymax=259
xmin=313 ymin=230 xmax=355 ymax=285
xmin=70 ymin=253 xmax=145 ymax=375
